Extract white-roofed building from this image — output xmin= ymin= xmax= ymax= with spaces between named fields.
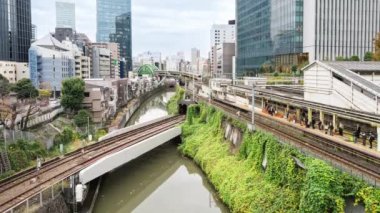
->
xmin=29 ymin=34 xmax=77 ymax=93
xmin=303 ymin=61 xmax=380 ymax=114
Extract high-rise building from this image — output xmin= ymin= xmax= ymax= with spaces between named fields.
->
xmin=0 ymin=0 xmax=32 ymax=62
xmin=236 ymin=0 xmax=380 ymax=76
xmin=32 ymin=24 xmax=37 ymax=43
xmin=97 ymin=0 xmax=132 ymax=71
xmin=304 ymin=0 xmax=380 ymax=62
xmin=91 ymin=43 xmax=120 ymax=79
xmin=110 ymin=12 xmax=132 ymax=71
xmin=56 ymin=0 xmax=76 ymax=29
xmin=191 ymin=48 xmax=200 ymax=71
xmin=210 ymin=22 xmax=235 ymax=76
xmin=215 ymin=43 xmax=236 ymax=78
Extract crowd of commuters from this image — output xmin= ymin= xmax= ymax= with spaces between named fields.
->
xmin=263 ymin=104 xmax=376 ymax=149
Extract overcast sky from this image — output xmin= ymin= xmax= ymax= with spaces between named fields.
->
xmin=31 ymin=0 xmax=235 ymax=59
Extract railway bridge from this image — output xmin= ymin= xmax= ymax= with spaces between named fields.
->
xmin=0 ymin=115 xmax=185 ymax=213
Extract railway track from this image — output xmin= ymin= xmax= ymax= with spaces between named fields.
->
xmin=0 ymin=115 xmax=185 ymax=212
xmin=210 ymin=99 xmax=380 ymax=183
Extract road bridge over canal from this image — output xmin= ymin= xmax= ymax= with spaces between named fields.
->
xmin=0 ymin=115 xmax=185 ymax=213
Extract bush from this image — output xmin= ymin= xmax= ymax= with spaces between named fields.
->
xmin=54 ymin=127 xmax=75 ymax=146
xmin=167 ymin=86 xmax=185 ymax=114
xmin=9 ymin=150 xmax=29 ymax=171
xmin=95 ymin=129 xmax=108 ymax=141
xmin=180 ymin=103 xmax=380 ymax=212
xmin=74 ymin=110 xmax=92 ymax=127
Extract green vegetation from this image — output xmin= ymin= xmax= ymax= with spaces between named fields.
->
xmin=180 ymin=104 xmax=380 ymax=213
xmin=11 ymin=78 xmax=39 ymax=100
xmin=0 ymin=74 xmax=10 ymax=97
xmin=167 ymin=86 xmax=185 ymax=115
xmin=61 ymin=78 xmax=85 ymax=112
xmin=7 ymin=139 xmax=47 ymax=172
xmin=364 ymin=52 xmax=374 ymax=61
xmin=53 ymin=127 xmax=76 ymax=147
xmin=74 ymin=110 xmax=92 ymax=127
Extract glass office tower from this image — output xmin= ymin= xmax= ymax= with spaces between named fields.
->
xmin=0 ymin=0 xmax=32 ymax=62
xmin=97 ymin=0 xmax=132 ymax=71
xmin=236 ymin=0 xmax=380 ymax=76
xmin=56 ymin=1 xmax=76 ymax=29
xmin=236 ymin=0 xmax=303 ymax=76
xmin=110 ymin=12 xmax=132 ymax=72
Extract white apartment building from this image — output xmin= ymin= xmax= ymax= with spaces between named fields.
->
xmin=0 ymin=61 xmax=29 ymax=83
xmin=92 ymin=43 xmax=120 ymax=79
xmin=92 ymin=47 xmax=111 ymax=79
xmin=210 ymin=21 xmax=235 ymax=77
xmin=29 ymin=34 xmax=76 ymax=92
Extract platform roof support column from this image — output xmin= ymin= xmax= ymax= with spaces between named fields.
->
xmin=333 ymin=114 xmax=338 ymax=131
xmin=296 ymin=108 xmax=301 ymax=123
xmin=262 ymin=98 xmax=265 ymax=109
xmin=308 ymin=108 xmax=312 ymax=123
xmin=320 ymin=111 xmax=325 ymax=124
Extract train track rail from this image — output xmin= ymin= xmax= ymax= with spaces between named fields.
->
xmin=210 ymin=99 xmax=380 ymax=183
xmin=0 ymin=115 xmax=185 ymax=212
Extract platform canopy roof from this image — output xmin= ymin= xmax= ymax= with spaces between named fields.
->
xmin=137 ymin=64 xmax=159 ymax=77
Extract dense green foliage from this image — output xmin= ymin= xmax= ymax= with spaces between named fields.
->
xmin=364 ymin=52 xmax=374 ymax=61
xmin=180 ymin=104 xmax=380 ymax=213
xmin=0 ymin=74 xmax=10 ymax=97
xmin=61 ymin=78 xmax=85 ymax=111
xmin=11 ymin=78 xmax=39 ymax=100
xmin=74 ymin=110 xmax=92 ymax=127
xmin=95 ymin=129 xmax=107 ymax=141
xmin=53 ymin=127 xmax=76 ymax=146
xmin=167 ymin=86 xmax=185 ymax=115
xmin=8 ymin=139 xmax=47 ymax=171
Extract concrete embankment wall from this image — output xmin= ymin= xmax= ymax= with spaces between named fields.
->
xmin=108 ymin=85 xmax=166 ymax=132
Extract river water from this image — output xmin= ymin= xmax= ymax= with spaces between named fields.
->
xmin=94 ymin=91 xmax=229 ymax=213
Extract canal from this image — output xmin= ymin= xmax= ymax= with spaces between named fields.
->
xmin=94 ymin=91 xmax=229 ymax=213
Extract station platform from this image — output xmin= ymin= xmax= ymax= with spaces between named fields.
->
xmin=260 ymin=109 xmax=380 ymax=156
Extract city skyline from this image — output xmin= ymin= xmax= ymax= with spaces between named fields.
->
xmin=31 ymin=0 xmax=235 ymax=58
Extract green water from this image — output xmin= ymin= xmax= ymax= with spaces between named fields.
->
xmin=94 ymin=91 xmax=229 ymax=213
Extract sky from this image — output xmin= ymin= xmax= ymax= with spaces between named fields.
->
xmin=31 ymin=0 xmax=235 ymax=59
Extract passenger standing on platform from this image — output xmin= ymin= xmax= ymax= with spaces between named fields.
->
xmin=369 ymin=132 xmax=375 ymax=149
xmin=328 ymin=122 xmax=334 ymax=136
xmin=338 ymin=123 xmax=344 ymax=136
xmin=311 ymin=119 xmax=316 ymax=129
xmin=354 ymin=125 xmax=361 ymax=144
xmin=362 ymin=132 xmax=367 ymax=146
xmin=317 ymin=120 xmax=322 ymax=130
xmin=324 ymin=123 xmax=329 ymax=134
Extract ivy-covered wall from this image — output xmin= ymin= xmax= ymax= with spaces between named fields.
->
xmin=179 ymin=103 xmax=380 ymax=213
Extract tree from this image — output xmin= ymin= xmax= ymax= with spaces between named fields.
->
xmin=364 ymin=52 xmax=374 ymax=61
xmin=61 ymin=78 xmax=85 ymax=112
xmin=374 ymin=33 xmax=380 ymax=61
xmin=0 ymin=74 xmax=10 ymax=98
xmin=11 ymin=79 xmax=38 ymax=100
xmin=74 ymin=109 xmax=92 ymax=127
xmin=350 ymin=55 xmax=360 ymax=61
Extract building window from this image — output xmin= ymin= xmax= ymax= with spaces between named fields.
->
xmin=84 ymin=92 xmax=90 ymax=97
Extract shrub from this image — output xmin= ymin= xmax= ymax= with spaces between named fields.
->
xmin=74 ymin=110 xmax=92 ymax=127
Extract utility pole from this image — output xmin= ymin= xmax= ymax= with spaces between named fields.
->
xmin=250 ymin=85 xmax=256 ymax=132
